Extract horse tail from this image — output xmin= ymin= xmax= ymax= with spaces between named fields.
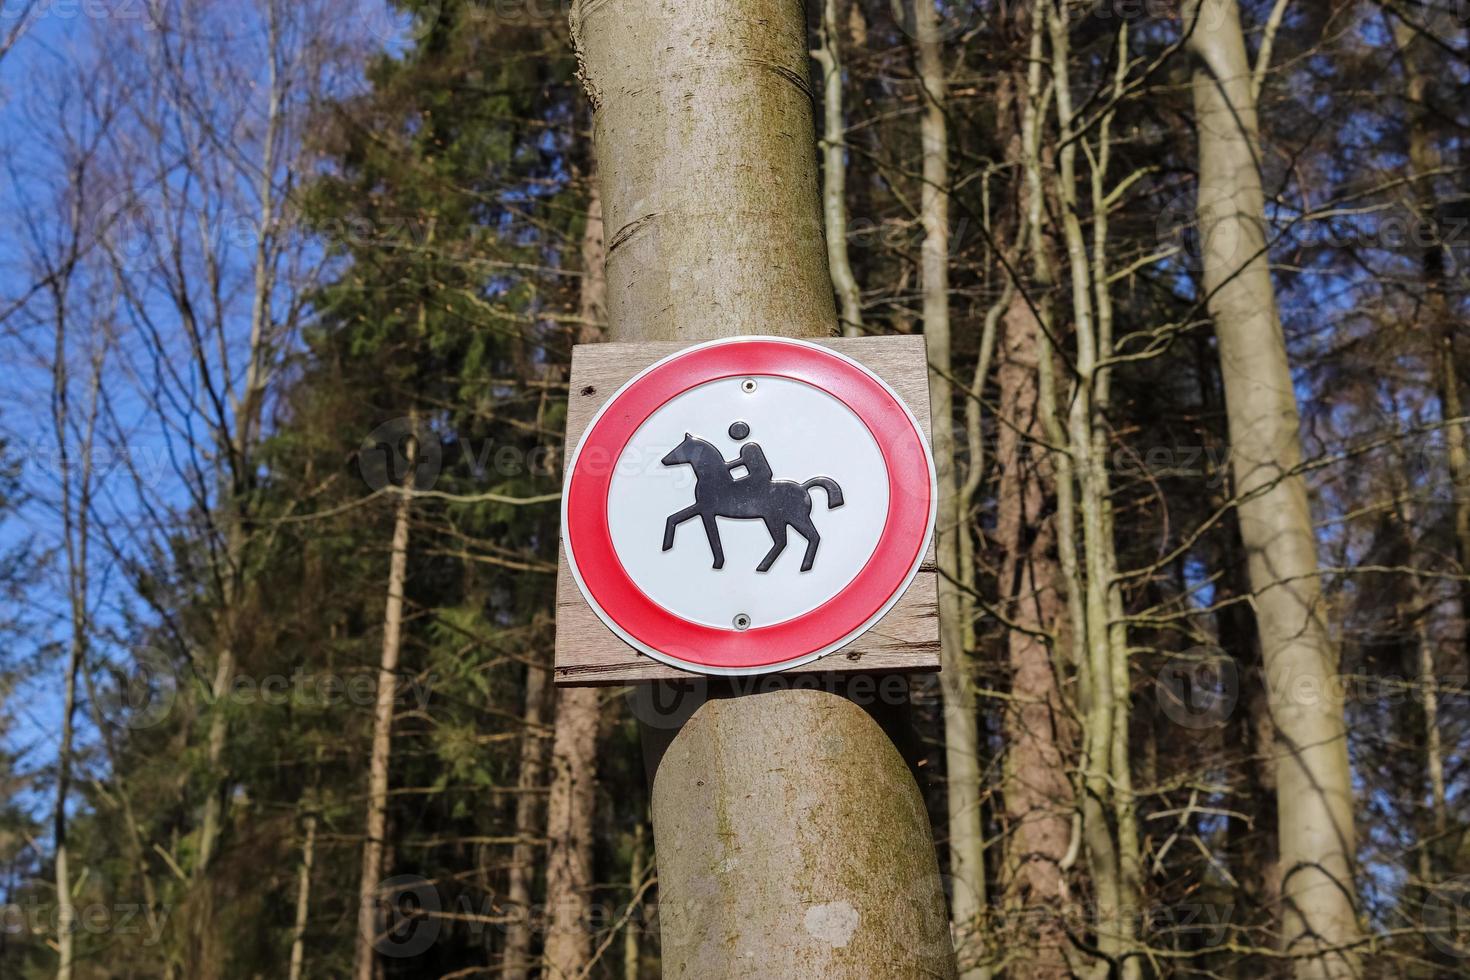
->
xmin=802 ymin=476 xmax=844 ymax=509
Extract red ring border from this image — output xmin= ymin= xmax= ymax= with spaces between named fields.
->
xmin=564 ymin=338 xmax=934 ymax=671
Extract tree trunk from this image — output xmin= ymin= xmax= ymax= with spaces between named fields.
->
xmin=568 ymin=0 xmax=957 ymax=975
xmin=53 ymin=680 xmax=76 ymax=980
xmin=1391 ymin=17 xmax=1470 ymax=658
xmin=542 ymin=686 xmax=600 ymax=977
xmin=542 ymin=161 xmax=609 ymax=980
xmin=995 ymin=294 xmax=1073 ymax=979
xmin=504 ymin=660 xmax=550 ymax=980
xmin=48 ymin=281 xmax=101 ymax=980
xmin=912 ymin=2 xmax=987 ymax=974
xmin=623 ymin=819 xmax=645 ymax=980
xmin=288 ymin=806 xmax=317 ymax=980
xmin=352 ymin=442 xmax=415 ymax=980
xmin=1187 ymin=0 xmax=1362 ymax=973
xmin=813 ymin=0 xmax=863 ymax=337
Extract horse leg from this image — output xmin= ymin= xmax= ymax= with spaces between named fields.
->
xmin=790 ymin=513 xmax=820 ymax=571
xmin=756 ymin=517 xmax=788 ymax=572
xmin=662 ymin=504 xmax=701 ymax=551
xmin=700 ymin=511 xmax=725 ymax=569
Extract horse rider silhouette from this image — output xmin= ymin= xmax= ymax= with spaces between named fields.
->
xmin=659 ymin=424 xmax=844 ymax=572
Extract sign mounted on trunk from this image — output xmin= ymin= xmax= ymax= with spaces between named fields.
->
xmin=555 ymin=335 xmax=940 ymax=684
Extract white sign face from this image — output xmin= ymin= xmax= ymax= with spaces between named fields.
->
xmin=562 ymin=336 xmax=936 ymax=676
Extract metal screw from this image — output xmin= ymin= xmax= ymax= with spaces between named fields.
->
xmin=733 ymin=613 xmax=751 ymax=631
xmin=740 ymin=378 xmax=757 ymax=393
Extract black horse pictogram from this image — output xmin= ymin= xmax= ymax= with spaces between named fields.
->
xmin=659 ymin=428 xmax=845 ymax=572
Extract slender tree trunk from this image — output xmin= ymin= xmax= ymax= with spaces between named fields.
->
xmin=288 ymin=806 xmax=317 ymax=980
xmin=193 ymin=0 xmax=283 ymax=883
xmin=542 ymin=684 xmax=599 ymax=977
xmin=913 ymin=4 xmax=987 ymax=974
xmin=577 ymin=178 xmax=605 ymax=346
xmin=1436 ymin=330 xmax=1470 ymax=645
xmin=1187 ymin=0 xmax=1362 ymax=973
xmin=543 ymin=164 xmax=608 ymax=980
xmin=623 ymin=819 xmax=644 ymax=980
xmin=569 ymin=0 xmax=957 ymax=975
xmin=504 ymin=660 xmax=550 ymax=980
xmin=352 ymin=436 xmax=416 ymax=980
xmin=813 ymin=0 xmax=863 ymax=337
xmin=53 ymin=644 xmax=78 ymax=980
xmin=1043 ymin=9 xmax=1143 ymax=973
xmin=49 ymin=281 xmax=101 ymax=980
xmin=1391 ymin=18 xmax=1470 ymax=656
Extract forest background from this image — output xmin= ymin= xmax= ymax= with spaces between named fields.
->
xmin=0 ymin=0 xmax=1468 ymax=977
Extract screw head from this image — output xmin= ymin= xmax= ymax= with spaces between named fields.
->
xmin=740 ymin=378 xmax=757 ymax=394
xmin=732 ymin=613 xmax=751 ymax=631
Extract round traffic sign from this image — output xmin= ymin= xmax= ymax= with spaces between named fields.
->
xmin=562 ymin=336 xmax=936 ymax=675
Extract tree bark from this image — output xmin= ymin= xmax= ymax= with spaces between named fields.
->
xmin=352 ymin=440 xmax=415 ymax=980
xmin=48 ymin=274 xmax=103 ymax=980
xmin=1391 ymin=17 xmax=1470 ymax=658
xmin=503 ymin=659 xmax=549 ymax=980
xmin=995 ymin=294 xmax=1073 ymax=979
xmin=623 ymin=819 xmax=645 ymax=980
xmin=912 ymin=2 xmax=987 ymax=974
xmin=1187 ymin=0 xmax=1362 ymax=973
xmin=813 ymin=0 xmax=864 ymax=337
xmin=288 ymin=806 xmax=317 ymax=980
xmin=543 ymin=165 xmax=609 ymax=980
xmin=542 ymin=686 xmax=600 ymax=977
xmin=568 ymin=0 xmax=957 ymax=975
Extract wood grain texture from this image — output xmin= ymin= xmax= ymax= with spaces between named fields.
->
xmin=554 ymin=335 xmax=939 ymax=685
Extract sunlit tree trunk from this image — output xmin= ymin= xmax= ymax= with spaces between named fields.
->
xmin=911 ymin=2 xmax=987 ymax=974
xmin=47 ymin=245 xmax=105 ymax=980
xmin=569 ymin=0 xmax=957 ymax=975
xmin=813 ymin=0 xmax=863 ymax=337
xmin=1187 ymin=0 xmax=1362 ymax=973
xmin=287 ymin=805 xmax=317 ymax=980
xmin=352 ymin=427 xmax=416 ymax=980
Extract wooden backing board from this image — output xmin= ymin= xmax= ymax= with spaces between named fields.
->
xmin=554 ymin=335 xmax=940 ymax=685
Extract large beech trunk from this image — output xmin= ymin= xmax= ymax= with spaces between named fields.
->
xmin=568 ymin=0 xmax=957 ymax=975
xmin=1187 ymin=0 xmax=1362 ymax=973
